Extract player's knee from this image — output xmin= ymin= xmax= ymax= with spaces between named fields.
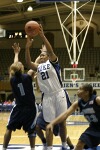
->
xmin=59 ymin=120 xmax=65 ymax=125
xmin=59 ymin=120 xmax=66 ymax=128
xmin=28 ymin=132 xmax=36 ymax=138
xmin=75 ymin=140 xmax=85 ymax=150
xmin=36 ymin=124 xmax=41 ymax=132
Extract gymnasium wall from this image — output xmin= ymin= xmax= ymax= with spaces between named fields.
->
xmin=0 ymin=13 xmax=100 ymax=49
xmin=0 ymin=12 xmax=100 ymax=102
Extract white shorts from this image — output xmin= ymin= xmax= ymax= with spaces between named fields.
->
xmin=42 ymin=89 xmax=67 ymax=122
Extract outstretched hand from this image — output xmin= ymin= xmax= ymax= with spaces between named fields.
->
xmin=26 ymin=36 xmax=34 ymax=48
xmin=38 ymin=24 xmax=45 ymax=37
xmin=40 ymin=44 xmax=47 ymax=52
xmin=12 ymin=43 xmax=21 ymax=54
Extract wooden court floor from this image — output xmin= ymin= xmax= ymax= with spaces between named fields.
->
xmin=0 ymin=112 xmax=88 ymax=146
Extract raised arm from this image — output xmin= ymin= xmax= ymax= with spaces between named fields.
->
xmin=12 ymin=43 xmax=20 ymax=63
xmin=46 ymin=101 xmax=78 ymax=132
xmin=25 ymin=37 xmax=38 ymax=72
xmin=39 ymin=24 xmax=57 ymax=62
xmin=9 ymin=43 xmax=23 ymax=79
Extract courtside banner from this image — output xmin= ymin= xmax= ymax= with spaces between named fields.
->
xmin=33 ymin=82 xmax=100 ymax=89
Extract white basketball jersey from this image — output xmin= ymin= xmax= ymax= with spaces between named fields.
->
xmin=37 ymin=60 xmax=62 ymax=94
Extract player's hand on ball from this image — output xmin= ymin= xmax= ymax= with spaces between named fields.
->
xmin=26 ymin=36 xmax=34 ymax=49
xmin=38 ymin=24 xmax=45 ymax=37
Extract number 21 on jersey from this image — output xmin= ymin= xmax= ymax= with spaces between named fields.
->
xmin=41 ymin=71 xmax=49 ymax=80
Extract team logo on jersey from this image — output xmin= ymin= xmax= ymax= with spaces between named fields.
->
xmin=82 ymin=108 xmax=95 ymax=114
xmin=89 ymin=100 xmax=93 ymax=105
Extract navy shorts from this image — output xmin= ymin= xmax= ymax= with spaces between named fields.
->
xmin=36 ymin=111 xmax=59 ymax=136
xmin=7 ymin=105 xmax=37 ymax=134
xmin=79 ymin=125 xmax=100 ymax=148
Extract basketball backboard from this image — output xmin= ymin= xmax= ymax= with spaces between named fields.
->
xmin=63 ymin=68 xmax=85 ymax=82
xmin=0 ymin=29 xmax=6 ymax=37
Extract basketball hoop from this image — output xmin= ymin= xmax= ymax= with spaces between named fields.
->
xmin=70 ymin=73 xmax=78 ymax=84
xmin=72 ymin=63 xmax=77 ymax=68
xmin=71 ymin=78 xmax=77 ymax=84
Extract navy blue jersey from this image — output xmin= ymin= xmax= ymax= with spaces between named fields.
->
xmin=10 ymin=74 xmax=35 ymax=107
xmin=78 ymin=94 xmax=100 ymax=130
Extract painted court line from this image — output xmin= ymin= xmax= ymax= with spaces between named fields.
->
xmin=0 ymin=144 xmax=100 ymax=150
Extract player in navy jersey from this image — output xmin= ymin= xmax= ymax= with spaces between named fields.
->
xmin=47 ymin=83 xmax=100 ymax=150
xmin=25 ymin=24 xmax=69 ymax=150
xmin=2 ymin=43 xmax=37 ymax=150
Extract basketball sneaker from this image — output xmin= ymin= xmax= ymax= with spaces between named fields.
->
xmin=42 ymin=145 xmax=47 ymax=150
xmin=61 ymin=147 xmax=68 ymax=150
xmin=69 ymin=145 xmax=74 ymax=149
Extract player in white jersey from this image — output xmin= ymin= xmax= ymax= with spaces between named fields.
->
xmin=25 ymin=24 xmax=68 ymax=150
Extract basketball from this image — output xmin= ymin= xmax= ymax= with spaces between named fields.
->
xmin=25 ymin=21 xmax=39 ymax=37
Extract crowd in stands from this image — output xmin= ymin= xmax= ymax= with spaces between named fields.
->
xmin=0 ymin=99 xmax=15 ymax=112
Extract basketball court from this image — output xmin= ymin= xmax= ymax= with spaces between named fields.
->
xmin=0 ymin=112 xmax=100 ymax=150
xmin=0 ymin=144 xmax=71 ymax=150
xmin=0 ymin=0 xmax=99 ymax=150
xmin=0 ymin=144 xmax=100 ymax=150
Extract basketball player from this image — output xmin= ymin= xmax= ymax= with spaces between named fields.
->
xmin=25 ymin=24 xmax=68 ymax=150
xmin=36 ymin=111 xmax=74 ymax=150
xmin=33 ymin=48 xmax=74 ymax=150
xmin=36 ymin=91 xmax=74 ymax=150
xmin=2 ymin=43 xmax=38 ymax=150
xmin=47 ymin=83 xmax=100 ymax=150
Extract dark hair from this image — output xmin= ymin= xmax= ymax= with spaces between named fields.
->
xmin=82 ymin=83 xmax=93 ymax=97
xmin=40 ymin=51 xmax=49 ymax=56
xmin=93 ymin=90 xmax=97 ymax=95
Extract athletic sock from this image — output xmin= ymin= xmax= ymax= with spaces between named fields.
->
xmin=43 ymin=143 xmax=47 ymax=146
xmin=47 ymin=146 xmax=53 ymax=150
xmin=2 ymin=148 xmax=6 ymax=150
xmin=62 ymin=142 xmax=67 ymax=148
